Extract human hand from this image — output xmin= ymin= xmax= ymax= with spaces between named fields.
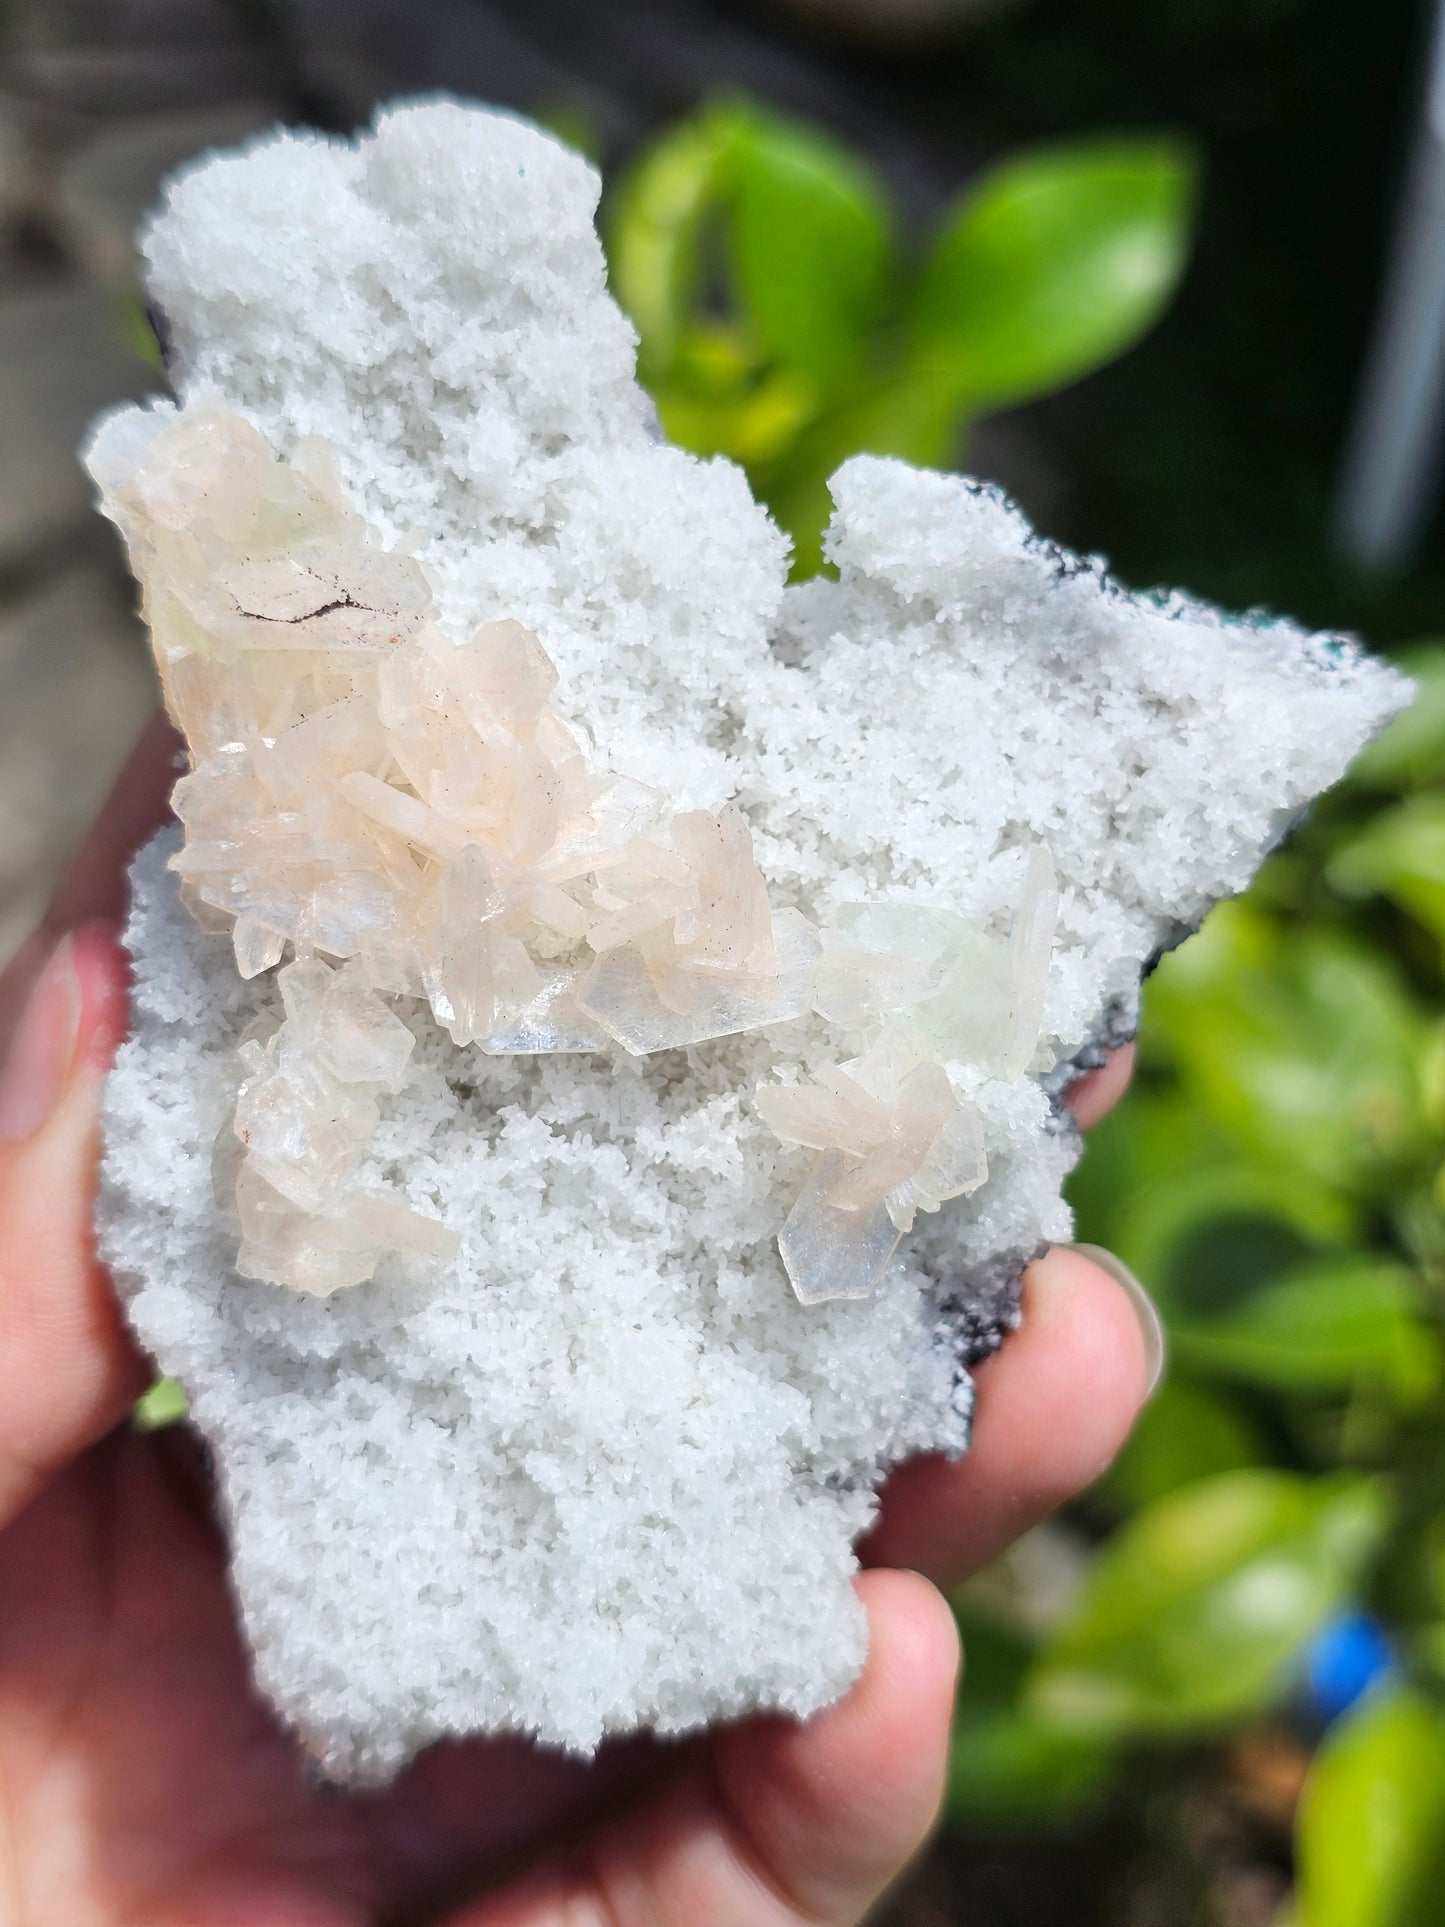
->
xmin=0 ymin=716 xmax=1157 ymax=1927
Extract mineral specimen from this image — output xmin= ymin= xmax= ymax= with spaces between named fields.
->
xmin=89 ymin=100 xmax=1412 ymax=1781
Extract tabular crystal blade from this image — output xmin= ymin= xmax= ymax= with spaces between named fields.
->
xmin=315 ymin=975 xmax=416 ymax=1088
xmin=483 ymin=965 xmax=614 ymax=1053
xmin=423 ymin=843 xmax=505 ymax=1047
xmin=233 ymin=1055 xmax=378 ymax=1213
xmin=814 ymin=901 xmax=969 ymax=1024
xmin=541 ymin=776 xmax=661 ymax=879
xmin=777 ymin=1152 xmax=903 ymax=1306
xmin=754 ymin=1075 xmax=890 ymax=1156
xmin=338 ymin=769 xmax=467 ymax=861
xmin=235 ymin=1166 xmax=385 ymax=1295
xmin=911 ymin=1098 xmax=988 ymax=1208
xmin=578 ymin=908 xmax=819 ymax=1055
xmin=461 ymin=618 xmax=559 ymax=739
xmin=350 ymin=1193 xmax=459 ymax=1262
xmin=232 ymin=913 xmax=286 ymax=979
xmin=672 ymin=805 xmax=773 ymax=970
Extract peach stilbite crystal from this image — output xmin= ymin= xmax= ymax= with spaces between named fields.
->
xmin=122 ymin=406 xmax=661 ymax=1020
xmin=104 ymin=395 xmax=1045 ymax=1302
xmin=105 ymin=404 xmax=850 ymax=1294
xmin=228 ymin=957 xmax=459 ymax=1295
xmin=757 ymin=847 xmax=1054 ymax=1302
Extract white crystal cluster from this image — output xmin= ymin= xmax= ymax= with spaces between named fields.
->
xmin=89 ymin=101 xmax=1413 ymax=1779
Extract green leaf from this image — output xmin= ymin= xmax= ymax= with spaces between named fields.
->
xmin=114 ymin=289 xmax=164 ymax=371
xmin=1349 ymin=644 xmax=1445 ymax=792
xmin=953 ymin=1607 xmax=1035 ymax=1708
xmin=1083 ymin=1119 xmax=1356 ymax=1313
xmin=134 ymin=1375 xmax=189 ymax=1431
xmin=1296 ymin=1687 xmax=1445 ymax=1927
xmin=947 ymin=1610 xmax=1118 ymax=1828
xmin=1099 ymin=1379 xmax=1268 ymax=1510
xmin=1027 ymin=1472 xmax=1389 ymax=1735
xmin=607 ymin=111 xmax=734 ymax=375
xmin=1120 ymin=1175 xmax=1357 ymax=1320
xmin=760 ymin=366 xmax=965 ymax=574
xmin=1068 ymin=1086 xmax=1356 ymax=1273
xmin=610 ymin=100 xmax=893 ymax=401
xmin=728 ymin=105 xmax=894 ymax=393
xmin=908 ymin=135 xmax=1198 ymax=413
xmin=1173 ymin=1258 xmax=1438 ymax=1399
xmin=1147 ymin=903 xmax=1429 ymax=1193
xmin=948 ymin=1709 xmax=1117 ymax=1828
xmin=1328 ymin=795 xmax=1445 ymax=947
xmin=652 ymin=325 xmax=816 ymax=464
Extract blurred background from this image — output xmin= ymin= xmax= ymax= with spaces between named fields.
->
xmin=4 ymin=1 xmax=1445 ymax=1921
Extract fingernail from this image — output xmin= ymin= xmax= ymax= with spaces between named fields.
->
xmin=0 ymin=936 xmax=82 ymax=1144
xmin=1068 ymin=1243 xmax=1167 ymax=1398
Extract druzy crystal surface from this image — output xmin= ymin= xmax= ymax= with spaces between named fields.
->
xmin=89 ymin=101 xmax=1412 ymax=1780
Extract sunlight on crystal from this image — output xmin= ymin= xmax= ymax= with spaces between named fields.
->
xmin=777 ymin=1154 xmax=904 ymax=1307
xmin=578 ymin=901 xmax=819 ymax=1054
xmin=763 ymin=1059 xmax=988 ymax=1303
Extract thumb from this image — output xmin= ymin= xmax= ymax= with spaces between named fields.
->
xmin=451 ymin=1570 xmax=959 ymax=1927
xmin=0 ymin=922 xmax=146 ymax=1528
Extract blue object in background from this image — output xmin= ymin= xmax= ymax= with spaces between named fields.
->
xmin=1303 ymin=1611 xmax=1396 ymax=1726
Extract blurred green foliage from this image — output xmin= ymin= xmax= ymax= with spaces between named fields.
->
xmin=1296 ymin=1687 xmax=1445 ymax=1927
xmin=133 ymin=1374 xmax=189 ymax=1431
xmin=614 ymin=98 xmax=1445 ymax=1914
xmin=608 ymin=101 xmax=1197 ymax=574
xmin=1028 ymin=1472 xmax=1390 ymax=1736
xmin=948 ymin=660 xmax=1445 ymax=1905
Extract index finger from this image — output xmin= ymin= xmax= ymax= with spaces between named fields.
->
xmin=861 ymin=1245 xmax=1154 ymax=1586
xmin=0 ymin=710 xmax=180 ymax=1062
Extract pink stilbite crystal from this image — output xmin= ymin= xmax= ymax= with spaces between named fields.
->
xmin=102 ymin=401 xmax=1060 ymax=1305
xmin=105 ymin=404 xmax=847 ymax=1293
xmin=757 ymin=852 xmax=1055 ymax=1303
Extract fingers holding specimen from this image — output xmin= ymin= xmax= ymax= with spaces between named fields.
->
xmin=861 ymin=1243 xmax=1158 ymax=1587
xmin=0 ymin=922 xmax=146 ymax=1527
xmin=0 ymin=708 xmax=179 ymax=1066
xmin=448 ymin=1571 xmax=958 ymax=1927
xmin=710 ymin=1569 xmax=959 ymax=1924
xmin=1062 ymin=1042 xmax=1136 ymax=1133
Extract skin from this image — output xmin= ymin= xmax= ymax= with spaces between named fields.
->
xmin=0 ymin=718 xmax=1149 ymax=1927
